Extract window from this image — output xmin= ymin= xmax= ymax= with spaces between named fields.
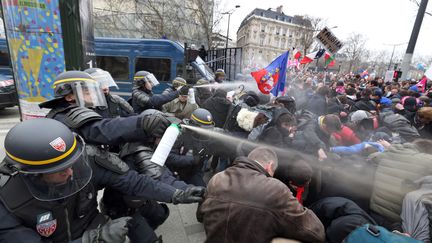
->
xmin=96 ymin=56 xmax=129 ymax=80
xmin=276 ymin=27 xmax=281 ymax=35
xmin=260 ymin=23 xmax=266 ymax=32
xmin=260 ymin=37 xmax=264 ymax=46
xmin=0 ymin=50 xmax=11 ymax=67
xmin=135 ymin=58 xmax=171 ymax=81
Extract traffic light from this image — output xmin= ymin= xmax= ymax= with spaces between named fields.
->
xmin=393 ymin=71 xmax=402 ymax=81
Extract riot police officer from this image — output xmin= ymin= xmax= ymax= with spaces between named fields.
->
xmin=131 ymin=71 xmax=189 ymax=113
xmin=39 ymin=70 xmax=169 ymax=146
xmin=0 ymin=118 xmax=205 ymax=243
xmin=84 ymin=68 xmax=134 ymax=118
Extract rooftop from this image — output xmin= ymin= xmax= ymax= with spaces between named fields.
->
xmin=237 ymin=7 xmax=311 ymax=33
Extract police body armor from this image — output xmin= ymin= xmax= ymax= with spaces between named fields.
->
xmin=96 ymin=94 xmax=134 ymax=118
xmin=119 ymin=142 xmax=163 ymax=179
xmin=0 ymin=168 xmax=100 ymax=243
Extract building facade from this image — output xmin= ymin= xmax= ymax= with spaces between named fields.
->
xmin=237 ymin=6 xmax=309 ymax=67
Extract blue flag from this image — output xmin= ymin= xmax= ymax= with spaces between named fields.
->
xmin=251 ymin=51 xmax=289 ymax=96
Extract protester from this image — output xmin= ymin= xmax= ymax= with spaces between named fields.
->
xmin=200 ymin=147 xmax=325 ymax=243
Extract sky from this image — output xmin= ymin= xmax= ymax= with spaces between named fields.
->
xmin=218 ymin=0 xmax=432 ymax=61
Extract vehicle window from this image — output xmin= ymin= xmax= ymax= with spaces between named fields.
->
xmin=135 ymin=58 xmax=171 ymax=82
xmin=176 ymin=63 xmax=202 ymax=84
xmin=0 ymin=50 xmax=11 ymax=67
xmin=96 ymin=56 xmax=129 ymax=80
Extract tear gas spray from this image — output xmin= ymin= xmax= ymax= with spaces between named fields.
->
xmin=151 ymin=124 xmax=181 ymax=166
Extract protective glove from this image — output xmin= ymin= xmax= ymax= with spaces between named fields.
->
xmin=172 ymin=186 xmax=206 ymax=204
xmin=178 ymin=85 xmax=190 ymax=95
xmin=142 ymin=113 xmax=171 ymax=138
xmin=82 ymin=217 xmax=132 ymax=243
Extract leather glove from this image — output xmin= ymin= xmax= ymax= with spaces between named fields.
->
xmin=142 ymin=113 xmax=171 ymax=138
xmin=178 ymin=85 xmax=190 ymax=95
xmin=172 ymin=186 xmax=206 ymax=204
xmin=82 ymin=217 xmax=132 ymax=243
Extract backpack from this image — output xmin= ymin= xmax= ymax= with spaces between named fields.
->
xmin=344 ymin=224 xmax=422 ymax=243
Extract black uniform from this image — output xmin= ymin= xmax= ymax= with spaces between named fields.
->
xmin=42 ymin=100 xmax=149 ymax=146
xmin=0 ymin=145 xmax=177 ymax=243
xmin=131 ymin=87 xmax=178 ymax=113
xmin=96 ymin=93 xmax=134 ymax=118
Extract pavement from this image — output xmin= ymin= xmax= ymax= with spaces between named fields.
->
xmin=0 ymin=106 xmax=207 ymax=243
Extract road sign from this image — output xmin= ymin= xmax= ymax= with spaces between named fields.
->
xmin=315 ymin=27 xmax=344 ymax=54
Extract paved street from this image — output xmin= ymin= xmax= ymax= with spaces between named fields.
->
xmin=0 ymin=107 xmax=206 ymax=243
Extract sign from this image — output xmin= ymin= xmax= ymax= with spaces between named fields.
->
xmin=384 ymin=71 xmax=395 ymax=83
xmin=315 ymin=27 xmax=344 ymax=54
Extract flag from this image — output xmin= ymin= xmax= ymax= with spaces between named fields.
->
xmin=288 ymin=59 xmax=300 ymax=70
xmin=292 ymin=48 xmax=301 ymax=59
xmin=417 ymin=76 xmax=427 ymax=93
xmin=324 ymin=52 xmax=335 ymax=67
xmin=300 ymin=49 xmax=325 ymax=64
xmin=251 ymin=51 xmax=289 ymax=96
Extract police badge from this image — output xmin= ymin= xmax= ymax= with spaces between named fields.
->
xmin=36 ymin=212 xmax=57 ymax=237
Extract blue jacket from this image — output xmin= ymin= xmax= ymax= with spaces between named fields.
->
xmin=330 ymin=142 xmax=385 ymax=155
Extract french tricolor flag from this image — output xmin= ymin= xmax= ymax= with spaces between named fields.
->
xmin=300 ymin=49 xmax=325 ymax=64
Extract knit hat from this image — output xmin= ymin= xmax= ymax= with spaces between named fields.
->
xmin=350 ymin=110 xmax=371 ymax=123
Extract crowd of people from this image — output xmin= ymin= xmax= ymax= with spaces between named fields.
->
xmin=0 ymin=66 xmax=432 ymax=243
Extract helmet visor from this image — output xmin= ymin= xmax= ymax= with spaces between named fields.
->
xmin=72 ymin=81 xmax=108 ymax=108
xmin=20 ymin=154 xmax=92 ymax=201
xmin=145 ymin=73 xmax=160 ymax=87
xmin=90 ymin=69 xmax=118 ymax=90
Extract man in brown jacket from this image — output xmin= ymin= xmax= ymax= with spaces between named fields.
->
xmin=200 ymin=147 xmax=325 ymax=243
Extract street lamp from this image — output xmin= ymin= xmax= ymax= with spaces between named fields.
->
xmin=222 ymin=5 xmax=240 ymax=49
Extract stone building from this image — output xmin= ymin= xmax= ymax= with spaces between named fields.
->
xmin=236 ymin=6 xmax=310 ymax=66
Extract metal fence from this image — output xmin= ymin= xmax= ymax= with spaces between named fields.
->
xmin=205 ymin=47 xmax=242 ymax=81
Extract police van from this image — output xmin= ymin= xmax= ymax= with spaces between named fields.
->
xmin=0 ymin=37 xmax=214 ymax=98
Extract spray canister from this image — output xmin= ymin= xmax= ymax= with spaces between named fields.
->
xmin=151 ymin=124 xmax=181 ymax=167
xmin=188 ymin=88 xmax=196 ymax=104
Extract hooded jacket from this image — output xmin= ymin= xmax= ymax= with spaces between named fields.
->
xmin=200 ymin=156 xmax=325 ymax=243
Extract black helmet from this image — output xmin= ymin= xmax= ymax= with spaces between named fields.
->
xmin=188 ymin=108 xmax=214 ymax=127
xmin=53 ymin=71 xmax=107 ymax=108
xmin=3 ymin=118 xmax=92 ymax=201
xmin=134 ymin=71 xmax=159 ymax=87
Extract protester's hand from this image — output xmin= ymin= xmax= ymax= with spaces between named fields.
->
xmin=82 ymin=217 xmax=132 ymax=243
xmin=318 ymin=148 xmax=328 ymax=161
xmin=172 ymin=187 xmax=206 ymax=204
xmin=142 ymin=113 xmax=171 ymax=138
xmin=340 ymin=111 xmax=348 ymax=117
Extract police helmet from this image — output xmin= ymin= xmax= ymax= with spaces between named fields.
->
xmin=171 ymin=77 xmax=187 ymax=89
xmin=134 ymin=71 xmax=159 ymax=88
xmin=53 ymin=71 xmax=107 ymax=108
xmin=188 ymin=108 xmax=214 ymax=127
xmin=84 ymin=68 xmax=118 ymax=90
xmin=3 ymin=118 xmax=92 ymax=201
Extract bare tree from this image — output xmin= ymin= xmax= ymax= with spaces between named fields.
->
xmin=93 ymin=0 xmax=217 ymax=47
xmin=343 ymin=33 xmax=368 ymax=72
xmin=294 ymin=15 xmax=325 ymax=55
